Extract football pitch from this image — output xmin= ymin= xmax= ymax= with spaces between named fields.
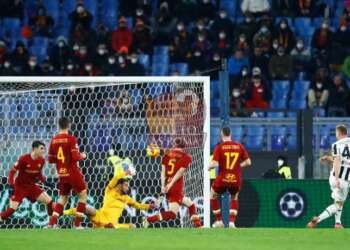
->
xmin=1 ymin=228 xmax=350 ymax=250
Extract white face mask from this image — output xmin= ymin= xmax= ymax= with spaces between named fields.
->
xmin=213 ymin=56 xmax=220 ymax=61
xmin=254 ymin=82 xmax=260 ymax=87
xmin=194 ymin=51 xmax=201 ymax=57
xmin=242 ymin=70 xmax=248 ymax=76
xmin=80 ymin=49 xmax=87 ymax=55
xmin=67 ymin=64 xmax=74 ymax=70
xmin=136 ymin=9 xmax=143 ymax=16
xmin=29 ymin=61 xmax=36 ymax=67
xmin=118 ymin=56 xmax=125 ymax=64
xmin=177 ymin=25 xmax=184 ymax=31
xmin=277 ymin=159 xmax=284 ymax=167
xmin=316 ymin=82 xmax=323 ymax=89
xmin=198 ymin=36 xmax=205 ymax=42
xmin=108 ymin=58 xmax=115 ymax=64
xmin=219 ymin=32 xmax=226 ymax=39
xmin=280 ymin=23 xmax=287 ymax=29
xmin=73 ymin=44 xmax=79 ymax=51
xmin=58 ymin=41 xmax=64 ymax=48
xmin=198 ymin=25 xmax=204 ymax=30
xmin=220 ymin=12 xmax=227 ymax=19
xmin=273 ymin=43 xmax=279 ymax=49
xmin=233 ymin=91 xmax=240 ymax=97
xmin=98 ymin=49 xmax=105 ymax=55
xmin=322 ymin=23 xmax=328 ymax=29
xmin=4 ymin=61 xmax=10 ymax=68
xmin=239 ymin=36 xmax=246 ymax=42
xmin=131 ymin=57 xmax=137 ymax=63
xmin=85 ymin=65 xmax=92 ymax=71
xmin=340 ymin=26 xmax=347 ymax=32
xmin=77 ymin=6 xmax=84 ymax=13
xmin=296 ymin=42 xmax=303 ymax=49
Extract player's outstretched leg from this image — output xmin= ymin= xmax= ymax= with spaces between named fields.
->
xmin=48 ymin=196 xmax=68 ymax=228
xmin=307 ymin=201 xmax=343 ymax=228
xmin=182 ymin=197 xmax=202 ymax=227
xmin=144 ymin=202 xmax=178 ymax=227
xmin=0 ymin=200 xmax=20 ymax=222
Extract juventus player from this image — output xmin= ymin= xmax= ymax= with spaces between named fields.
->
xmin=307 ymin=124 xmax=350 ymax=229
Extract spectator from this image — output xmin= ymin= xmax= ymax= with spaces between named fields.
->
xmin=197 ymin=0 xmax=216 ymax=24
xmin=230 ymin=86 xmax=246 ymax=117
xmin=112 ymin=16 xmax=133 ymax=53
xmin=211 ymin=9 xmax=233 ymax=38
xmin=308 ymin=78 xmax=329 ymax=108
xmin=230 ymin=66 xmax=251 ymax=96
xmin=0 ymin=59 xmax=17 ymax=75
xmin=273 ymin=18 xmax=296 ymax=53
xmin=241 ymin=0 xmax=271 ymax=17
xmin=290 ymin=38 xmax=311 ymax=75
xmin=273 ymin=0 xmax=296 ymax=16
xmin=234 ymin=12 xmax=257 ymax=44
xmin=62 ymin=60 xmax=78 ymax=76
xmin=333 ymin=20 xmax=350 ymax=50
xmin=271 ymin=38 xmax=280 ymax=55
xmin=328 ymin=75 xmax=349 ymax=116
xmin=80 ymin=62 xmax=101 ymax=76
xmin=296 ymin=0 xmax=315 ymax=17
xmin=69 ymin=3 xmax=93 ymax=31
xmin=0 ymin=41 xmax=8 ymax=65
xmin=96 ymin=23 xmax=111 ymax=46
xmin=269 ymin=46 xmax=293 ymax=80
xmin=250 ymin=46 xmax=270 ymax=77
xmin=10 ymin=41 xmax=29 ymax=73
xmin=245 ymin=75 xmax=270 ymax=109
xmin=133 ymin=7 xmax=151 ymax=26
xmin=94 ymin=43 xmax=109 ymax=68
xmin=28 ymin=6 xmax=54 ymax=37
xmin=153 ymin=2 xmax=176 ymax=45
xmin=191 ymin=33 xmax=212 ymax=56
xmin=234 ymin=34 xmax=250 ymax=55
xmin=131 ymin=20 xmax=153 ymax=54
xmin=342 ymin=1 xmax=350 ymax=23
xmin=23 ymin=56 xmax=42 ymax=75
xmin=116 ymin=90 xmax=133 ymax=115
xmin=50 ymin=36 xmax=71 ymax=72
xmin=228 ymin=49 xmax=250 ymax=77
xmin=253 ymin=25 xmax=273 ymax=53
xmin=192 ymin=19 xmax=210 ymax=42
xmin=169 ymin=22 xmax=191 ymax=63
xmin=207 ymin=51 xmax=221 ymax=81
xmin=116 ymin=55 xmax=132 ymax=76
xmin=214 ymin=30 xmax=231 ymax=56
xmin=72 ymin=45 xmax=90 ymax=68
xmin=189 ymin=49 xmax=206 ymax=73
xmin=128 ymin=53 xmax=145 ymax=76
xmin=70 ymin=23 xmax=96 ymax=47
xmin=0 ymin=0 xmax=23 ymax=19
xmin=104 ymin=55 xmax=118 ymax=76
xmin=41 ymin=59 xmax=56 ymax=76
xmin=311 ymin=20 xmax=333 ymax=54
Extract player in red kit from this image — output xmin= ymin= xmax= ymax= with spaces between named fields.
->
xmin=0 ymin=141 xmax=54 ymax=222
xmin=143 ymin=138 xmax=202 ymax=228
xmin=47 ymin=117 xmax=87 ymax=228
xmin=209 ymin=127 xmax=251 ymax=228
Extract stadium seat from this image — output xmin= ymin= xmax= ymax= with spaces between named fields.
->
xmin=210 ymin=126 xmax=221 ymax=149
xmin=267 ymin=112 xmax=285 ymax=118
xmin=270 ymin=98 xmax=287 ymax=109
xmin=271 ymin=126 xmax=287 ymax=150
xmin=219 ymin=0 xmax=237 ymax=18
xmin=30 ymin=46 xmax=48 ymax=63
xmin=153 ymin=46 xmax=169 ymax=57
xmin=245 ymin=136 xmax=264 ymax=150
xmin=210 ymin=81 xmax=220 ymax=99
xmin=230 ymin=125 xmax=243 ymax=142
xmin=272 ymin=80 xmax=290 ymax=97
xmin=102 ymin=0 xmax=119 ymax=30
xmin=42 ymin=0 xmax=60 ymax=23
xmin=246 ymin=125 xmax=264 ymax=137
xmin=292 ymin=80 xmax=310 ymax=99
xmin=63 ymin=0 xmax=76 ymax=14
xmin=312 ymin=17 xmax=324 ymax=28
xmin=170 ymin=63 xmax=189 ymax=76
xmin=151 ymin=63 xmax=168 ymax=76
xmin=152 ymin=55 xmax=169 ymax=64
xmin=299 ymin=26 xmax=315 ymax=46
xmin=313 ymin=107 xmax=326 ymax=117
xmin=289 ymin=99 xmax=307 ymax=109
xmin=138 ymin=54 xmax=150 ymax=71
xmin=295 ymin=17 xmax=312 ymax=30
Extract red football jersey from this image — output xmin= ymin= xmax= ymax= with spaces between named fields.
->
xmin=212 ymin=140 xmax=249 ymax=184
xmin=162 ymin=149 xmax=192 ymax=193
xmin=48 ymin=132 xmax=84 ymax=180
xmin=10 ymin=153 xmax=45 ymax=186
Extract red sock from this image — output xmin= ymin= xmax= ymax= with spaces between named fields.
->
xmin=229 ymin=200 xmax=238 ymax=222
xmin=49 ymin=203 xmax=64 ymax=226
xmin=0 ymin=208 xmax=15 ymax=220
xmin=74 ymin=202 xmax=86 ymax=227
xmin=210 ymin=199 xmax=221 ymax=221
xmin=147 ymin=214 xmax=161 ymax=223
xmin=47 ymin=201 xmax=54 ymax=216
xmin=188 ymin=204 xmax=201 ymax=227
xmin=147 ymin=211 xmax=176 ymax=223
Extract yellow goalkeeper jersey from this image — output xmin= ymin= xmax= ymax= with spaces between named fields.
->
xmin=91 ymin=171 xmax=150 ymax=228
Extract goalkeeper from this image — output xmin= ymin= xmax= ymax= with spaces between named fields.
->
xmin=64 ymin=167 xmax=156 ymax=228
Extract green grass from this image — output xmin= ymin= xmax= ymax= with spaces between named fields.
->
xmin=1 ymin=228 xmax=350 ymax=250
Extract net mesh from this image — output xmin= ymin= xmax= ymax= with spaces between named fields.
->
xmin=0 ymin=78 xmax=208 ymax=228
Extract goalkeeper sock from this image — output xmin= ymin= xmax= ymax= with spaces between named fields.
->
xmin=318 ymin=204 xmax=337 ymax=223
xmin=74 ymin=202 xmax=86 ymax=228
xmin=0 ymin=208 xmax=15 ymax=219
xmin=47 ymin=201 xmax=54 ymax=216
xmin=49 ymin=203 xmax=64 ymax=226
xmin=210 ymin=199 xmax=222 ymax=221
xmin=229 ymin=200 xmax=238 ymax=222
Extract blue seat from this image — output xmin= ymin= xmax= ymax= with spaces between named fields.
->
xmin=210 ymin=80 xmax=220 ymax=99
xmin=230 ymin=125 xmax=243 ymax=142
xmin=63 ymin=1 xmax=76 ymax=14
xmin=151 ymin=64 xmax=169 ymax=76
xmin=30 ymin=46 xmax=48 ymax=62
xmin=138 ymin=54 xmax=150 ymax=70
xmin=270 ymin=98 xmax=287 ymax=109
xmin=245 ymin=136 xmax=264 ymax=150
xmin=295 ymin=17 xmax=312 ymax=31
xmin=84 ymin=0 xmax=99 ymax=15
xmin=170 ymin=63 xmax=189 ymax=76
xmin=267 ymin=112 xmax=285 ymax=118
xmin=299 ymin=26 xmax=315 ymax=46
xmin=271 ymin=126 xmax=287 ymax=150
xmin=219 ymin=0 xmax=237 ymax=18
xmin=247 ymin=125 xmax=264 ymax=137
xmin=313 ymin=107 xmax=326 ymax=117
xmin=312 ymin=17 xmax=324 ymax=28
xmin=289 ymin=99 xmax=306 ymax=109
xmin=102 ymin=0 xmax=119 ymax=30
xmin=153 ymin=46 xmax=169 ymax=57
xmin=152 ymin=55 xmax=169 ymax=64
xmin=32 ymin=37 xmax=49 ymax=47
xmin=272 ymin=80 xmax=290 ymax=97
xmin=292 ymin=80 xmax=310 ymax=99
xmin=210 ymin=126 xmax=221 ymax=150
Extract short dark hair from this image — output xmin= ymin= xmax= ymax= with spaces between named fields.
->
xmin=221 ymin=127 xmax=231 ymax=137
xmin=117 ymin=178 xmax=129 ymax=185
xmin=174 ymin=138 xmax=186 ymax=148
xmin=32 ymin=140 xmax=45 ymax=149
xmin=58 ymin=117 xmax=70 ymax=130
xmin=336 ymin=124 xmax=348 ymax=135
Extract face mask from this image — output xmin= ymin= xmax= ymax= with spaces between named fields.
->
xmin=73 ymin=44 xmax=79 ymax=51
xmin=261 ymin=26 xmax=268 ymax=33
xmin=213 ymin=56 xmax=220 ymax=61
xmin=85 ymin=65 xmax=92 ymax=71
xmin=254 ymin=82 xmax=260 ymax=87
xmin=136 ymin=9 xmax=143 ymax=16
xmin=194 ymin=51 xmax=201 ymax=57
xmin=322 ymin=23 xmax=328 ymax=29
xmin=80 ymin=49 xmax=87 ymax=55
xmin=277 ymin=159 xmax=284 ymax=167
xmin=278 ymin=52 xmax=284 ymax=56
xmin=67 ymin=64 xmax=74 ymax=70
xmin=29 ymin=61 xmax=36 ymax=67
xmin=118 ymin=56 xmax=125 ymax=64
xmin=233 ymin=91 xmax=240 ymax=97
xmin=77 ymin=6 xmax=84 ymax=13
xmin=280 ymin=23 xmax=287 ymax=29
xmin=131 ymin=57 xmax=138 ymax=63
xmin=197 ymin=25 xmax=204 ymax=30
xmin=198 ymin=36 xmax=205 ymax=42
xmin=340 ymin=26 xmax=347 ymax=32
xmin=246 ymin=17 xmax=252 ymax=23
xmin=219 ymin=32 xmax=226 ymax=39
xmin=316 ymin=82 xmax=323 ymax=89
xmin=4 ymin=61 xmax=10 ymax=68
xmin=98 ymin=49 xmax=105 ymax=55
xmin=203 ymin=0 xmax=210 ymax=3
xmin=296 ymin=42 xmax=303 ymax=49
xmin=108 ymin=58 xmax=115 ymax=64
xmin=239 ymin=36 xmax=245 ymax=42
xmin=273 ymin=43 xmax=279 ymax=49
xmin=58 ymin=41 xmax=64 ymax=48
xmin=219 ymin=12 xmax=227 ymax=19
xmin=177 ymin=24 xmax=184 ymax=31
xmin=242 ymin=69 xmax=248 ymax=76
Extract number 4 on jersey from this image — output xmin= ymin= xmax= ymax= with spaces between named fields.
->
xmin=342 ymin=146 xmax=350 ymax=159
xmin=57 ymin=146 xmax=65 ymax=163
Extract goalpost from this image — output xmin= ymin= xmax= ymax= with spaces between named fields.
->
xmin=0 ymin=76 xmax=211 ymax=228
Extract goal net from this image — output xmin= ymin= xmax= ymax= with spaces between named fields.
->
xmin=0 ymin=77 xmax=210 ymax=228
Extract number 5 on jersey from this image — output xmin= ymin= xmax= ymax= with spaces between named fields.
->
xmin=57 ymin=146 xmax=65 ymax=163
xmin=224 ymin=152 xmax=239 ymax=170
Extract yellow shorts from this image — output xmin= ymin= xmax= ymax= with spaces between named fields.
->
xmin=91 ymin=210 xmax=133 ymax=229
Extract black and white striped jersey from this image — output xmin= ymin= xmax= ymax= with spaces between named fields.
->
xmin=332 ymin=137 xmax=350 ymax=181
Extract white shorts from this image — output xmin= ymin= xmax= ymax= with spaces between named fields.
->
xmin=329 ymin=174 xmax=350 ymax=202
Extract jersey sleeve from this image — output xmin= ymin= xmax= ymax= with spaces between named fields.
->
xmin=212 ymin=145 xmax=221 ymax=163
xmin=70 ymin=136 xmax=84 ymax=162
xmin=9 ymin=156 xmax=25 ymax=185
xmin=161 ymin=155 xmax=168 ymax=166
xmin=125 ymin=196 xmax=150 ymax=210
xmin=180 ymin=154 xmax=192 ymax=169
xmin=48 ymin=140 xmax=57 ymax=163
xmin=107 ymin=171 xmax=127 ymax=189
xmin=240 ymin=144 xmax=249 ymax=161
